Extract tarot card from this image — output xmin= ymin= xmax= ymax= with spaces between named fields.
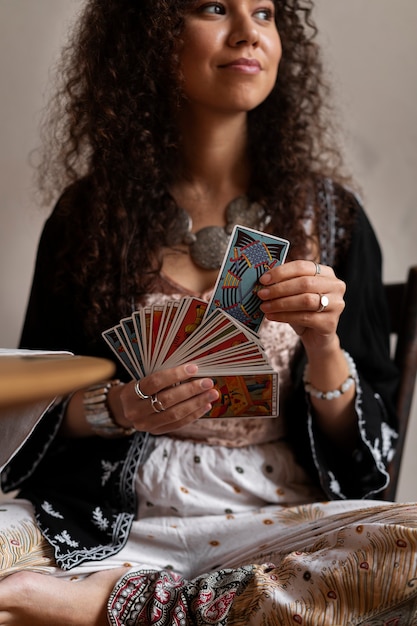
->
xmin=192 ymin=343 xmax=271 ymax=370
xmin=153 ymin=297 xmax=208 ymax=368
xmin=205 ymin=225 xmax=290 ymax=332
xmin=203 ymin=372 xmax=279 ymax=418
xmin=167 ymin=309 xmax=261 ymax=361
xmin=147 ymin=304 xmax=165 ymax=366
xmin=132 ymin=306 xmax=154 ymax=373
xmin=149 ymin=299 xmax=183 ymax=370
xmin=102 ymin=231 xmax=290 ymax=419
xmin=161 ymin=312 xmax=270 ymax=377
xmin=101 ymin=326 xmax=140 ymax=379
xmin=161 ymin=309 xmax=238 ymax=366
xmin=193 ymin=339 xmax=274 ymax=375
xmin=119 ymin=316 xmax=146 ymax=378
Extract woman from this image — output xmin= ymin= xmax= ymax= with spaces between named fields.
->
xmin=1 ymin=0 xmax=416 ymax=624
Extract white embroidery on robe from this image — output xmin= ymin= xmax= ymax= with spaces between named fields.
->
xmin=54 ymin=530 xmax=79 ymax=547
xmin=101 ymin=460 xmax=120 ymax=486
xmin=381 ymin=421 xmax=398 ymax=462
xmin=41 ymin=500 xmax=64 ymax=519
xmin=328 ymin=471 xmax=343 ymax=497
xmin=92 ymin=506 xmax=110 ymax=531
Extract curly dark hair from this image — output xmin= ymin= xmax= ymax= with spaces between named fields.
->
xmin=35 ymin=0 xmax=356 ymax=335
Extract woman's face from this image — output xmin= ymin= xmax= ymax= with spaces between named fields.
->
xmin=179 ymin=0 xmax=281 ymax=116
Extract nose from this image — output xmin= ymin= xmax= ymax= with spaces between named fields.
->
xmin=228 ymin=13 xmax=259 ymax=48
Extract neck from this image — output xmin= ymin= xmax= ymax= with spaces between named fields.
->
xmin=176 ymin=108 xmax=250 ymax=205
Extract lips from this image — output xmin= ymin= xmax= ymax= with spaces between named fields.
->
xmin=219 ymin=57 xmax=261 ymax=71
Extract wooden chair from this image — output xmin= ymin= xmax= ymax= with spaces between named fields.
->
xmin=383 ymin=265 xmax=417 ymax=501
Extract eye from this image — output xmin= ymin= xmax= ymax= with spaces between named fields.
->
xmin=254 ymin=7 xmax=274 ymax=21
xmin=197 ymin=2 xmax=225 ymax=15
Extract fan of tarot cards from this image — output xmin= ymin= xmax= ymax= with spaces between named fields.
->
xmin=102 ymin=225 xmax=290 ymax=419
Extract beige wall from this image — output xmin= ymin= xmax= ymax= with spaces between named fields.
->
xmin=1 ymin=1 xmax=416 ymax=499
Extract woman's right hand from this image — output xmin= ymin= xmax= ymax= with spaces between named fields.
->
xmin=110 ymin=363 xmax=219 ymax=435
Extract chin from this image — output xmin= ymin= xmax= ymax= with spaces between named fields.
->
xmin=222 ymin=86 xmax=275 ymax=113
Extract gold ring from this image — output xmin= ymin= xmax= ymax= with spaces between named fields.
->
xmin=134 ymin=380 xmax=150 ymax=400
xmin=151 ymin=394 xmax=165 ymax=413
xmin=317 ymin=294 xmax=329 ymax=313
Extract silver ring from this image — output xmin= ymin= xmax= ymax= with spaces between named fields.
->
xmin=151 ymin=394 xmax=165 ymax=413
xmin=317 ymin=294 xmax=329 ymax=313
xmin=313 ymin=261 xmax=321 ymax=276
xmin=134 ymin=380 xmax=150 ymax=400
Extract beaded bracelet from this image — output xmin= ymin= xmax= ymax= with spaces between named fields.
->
xmin=83 ymin=380 xmax=135 ymax=438
xmin=303 ymin=350 xmax=357 ymax=400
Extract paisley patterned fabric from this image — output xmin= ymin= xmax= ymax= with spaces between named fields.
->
xmin=108 ymin=567 xmax=253 ymax=626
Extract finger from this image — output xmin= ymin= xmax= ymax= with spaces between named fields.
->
xmin=149 ymin=389 xmax=219 ymax=434
xmin=124 ymin=374 xmax=219 ymax=433
xmin=262 ymin=298 xmax=345 ymax=338
xmin=261 ymin=290 xmax=346 ymax=320
xmin=147 ymin=376 xmax=216 ymax=414
xmin=259 ymin=259 xmax=334 ymax=286
xmin=259 ymin=285 xmax=346 ymax=338
xmin=134 ymin=383 xmax=219 ymax=434
xmin=258 ymin=264 xmax=339 ymax=303
xmin=258 ymin=274 xmax=345 ymax=308
xmin=260 ymin=291 xmax=330 ymax=314
xmin=132 ymin=363 xmax=200 ymax=398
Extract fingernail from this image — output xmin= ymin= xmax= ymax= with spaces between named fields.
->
xmin=260 ymin=273 xmax=272 ymax=284
xmin=258 ymin=288 xmax=270 ymax=299
xmin=201 ymin=378 xmax=214 ymax=389
xmin=208 ymin=389 xmax=219 ymax=402
xmin=185 ymin=363 xmax=198 ymax=375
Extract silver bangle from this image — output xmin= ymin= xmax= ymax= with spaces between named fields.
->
xmin=83 ymin=380 xmax=135 ymax=438
xmin=303 ymin=350 xmax=357 ymax=400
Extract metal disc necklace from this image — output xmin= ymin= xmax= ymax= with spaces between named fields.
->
xmin=171 ymin=196 xmax=270 ymax=270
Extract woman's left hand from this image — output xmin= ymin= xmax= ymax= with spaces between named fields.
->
xmin=258 ymin=260 xmax=359 ymax=447
xmin=257 ymin=259 xmax=346 ymax=351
